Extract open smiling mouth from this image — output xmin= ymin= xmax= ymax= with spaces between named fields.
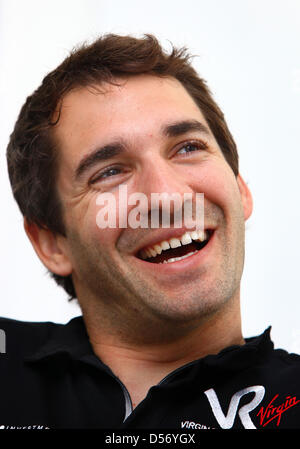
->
xmin=136 ymin=230 xmax=213 ymax=264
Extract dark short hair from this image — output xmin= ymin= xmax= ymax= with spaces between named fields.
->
xmin=6 ymin=34 xmax=239 ymax=300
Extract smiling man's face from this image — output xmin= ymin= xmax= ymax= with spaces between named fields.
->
xmin=52 ymin=75 xmax=252 ymax=340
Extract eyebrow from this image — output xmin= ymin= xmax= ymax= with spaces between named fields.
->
xmin=74 ymin=119 xmax=210 ymax=181
xmin=162 ymin=119 xmax=211 ymax=138
xmin=75 ymin=142 xmax=125 ymax=181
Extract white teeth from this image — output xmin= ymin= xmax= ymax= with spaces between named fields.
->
xmin=146 ymin=248 xmax=153 ymax=258
xmin=161 ymin=250 xmax=198 ymax=263
xmin=140 ymin=229 xmax=209 ymax=260
xmin=190 ymin=231 xmax=199 ymax=240
xmin=149 ymin=248 xmax=157 ymax=257
xmin=197 ymin=230 xmax=206 ymax=242
xmin=180 ymin=232 xmax=192 ymax=245
xmin=169 ymin=238 xmax=181 ymax=249
xmin=153 ymin=244 xmax=162 ymax=255
xmin=161 ymin=241 xmax=170 ymax=250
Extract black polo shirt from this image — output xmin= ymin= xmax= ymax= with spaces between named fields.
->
xmin=0 ymin=315 xmax=299 ymax=430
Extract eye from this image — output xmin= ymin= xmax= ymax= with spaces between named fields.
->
xmin=176 ymin=140 xmax=208 ymax=156
xmin=89 ymin=166 xmax=122 ymax=184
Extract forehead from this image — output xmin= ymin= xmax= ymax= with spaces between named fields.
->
xmin=53 ymin=75 xmax=209 ymax=166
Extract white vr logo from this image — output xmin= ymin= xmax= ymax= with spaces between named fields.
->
xmin=204 ymin=385 xmax=265 ymax=429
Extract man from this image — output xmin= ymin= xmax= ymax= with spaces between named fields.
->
xmin=3 ymin=34 xmax=300 ymax=430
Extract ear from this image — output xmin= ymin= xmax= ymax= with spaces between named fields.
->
xmin=236 ymin=174 xmax=253 ymax=221
xmin=24 ymin=218 xmax=73 ymax=277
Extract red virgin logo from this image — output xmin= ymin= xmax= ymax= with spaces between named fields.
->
xmin=257 ymin=394 xmax=300 ymax=427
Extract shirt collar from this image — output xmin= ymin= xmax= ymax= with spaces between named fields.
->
xmin=25 ymin=314 xmax=273 ymax=372
xmin=202 ymin=326 xmax=273 ymax=371
xmin=25 ymin=315 xmax=93 ymax=363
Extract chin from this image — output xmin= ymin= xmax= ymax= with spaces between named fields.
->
xmin=148 ymin=290 xmax=230 ymax=325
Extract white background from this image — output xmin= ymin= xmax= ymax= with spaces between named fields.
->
xmin=1 ymin=0 xmax=300 ymax=351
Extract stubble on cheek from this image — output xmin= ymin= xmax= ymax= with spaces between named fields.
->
xmin=65 ymin=226 xmax=119 ymax=300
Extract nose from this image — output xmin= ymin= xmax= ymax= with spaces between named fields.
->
xmin=135 ymin=155 xmax=195 ymax=227
xmin=140 ymin=155 xmax=191 ymax=195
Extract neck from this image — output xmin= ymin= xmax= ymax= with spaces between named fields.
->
xmin=83 ymin=298 xmax=244 ymax=409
